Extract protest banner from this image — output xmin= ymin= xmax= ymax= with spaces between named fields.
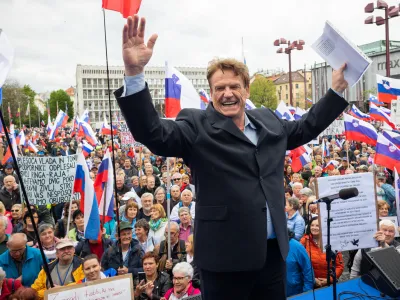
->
xmin=17 ymin=155 xmax=77 ymax=205
xmin=316 ymin=172 xmax=378 ymax=252
xmin=44 ymin=274 xmax=133 ymax=300
xmin=120 ymin=122 xmax=135 ymax=147
xmin=318 ymin=120 xmax=345 ymax=137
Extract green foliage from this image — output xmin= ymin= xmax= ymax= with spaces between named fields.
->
xmin=249 ymin=77 xmax=278 ymax=110
xmin=48 ymin=90 xmax=74 ymax=121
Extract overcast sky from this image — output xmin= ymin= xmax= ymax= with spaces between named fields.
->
xmin=1 ymin=0 xmax=400 ymax=93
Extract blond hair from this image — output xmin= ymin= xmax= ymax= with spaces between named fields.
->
xmin=151 ymin=203 xmax=166 ymax=219
xmin=207 ymin=58 xmax=250 ymax=88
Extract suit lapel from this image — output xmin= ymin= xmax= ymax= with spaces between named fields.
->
xmin=246 ymin=112 xmax=283 ymax=146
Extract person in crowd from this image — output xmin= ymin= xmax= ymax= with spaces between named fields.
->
xmin=284 ymin=187 xmax=293 ymax=200
xmin=300 ymin=217 xmax=344 ymax=288
xmin=19 ymin=210 xmax=40 ymax=246
xmin=350 ymin=219 xmax=400 ymax=279
xmin=160 ymin=172 xmax=169 ymax=190
xmin=0 ymin=165 xmax=19 ymax=189
xmin=305 ymin=196 xmax=318 ymax=224
xmin=137 ymin=193 xmax=153 ymax=222
xmin=169 ymin=186 xmax=181 ymax=212
xmin=171 ymin=173 xmax=185 ymax=193
xmin=112 ymin=199 xmax=139 ymax=241
xmin=78 ymin=254 xmax=116 ymax=283
xmin=54 ymin=200 xmax=79 ymax=238
xmin=286 ymin=197 xmax=305 ymax=241
xmin=178 ymin=208 xmax=193 ymax=242
xmin=124 ymin=158 xmax=139 ymax=179
xmin=291 ymin=182 xmax=303 ymax=199
xmin=377 ymin=200 xmax=390 ymax=218
xmin=0 ymin=266 xmax=23 ymax=300
xmin=184 ymin=234 xmax=200 ymax=288
xmin=101 ymin=221 xmax=143 ymax=279
xmin=134 ymin=252 xmax=172 ymax=300
xmin=181 ymin=174 xmax=195 ymax=197
xmin=10 ymin=205 xmax=22 ymax=231
xmin=67 ymin=210 xmax=85 ymax=243
xmin=0 ymin=217 xmax=9 ymax=255
xmin=286 ymin=230 xmax=313 ymax=297
xmin=131 ymin=176 xmax=142 ymax=194
xmin=148 ymin=204 xmax=168 ymax=246
xmin=138 ymin=175 xmax=157 ymax=197
xmin=154 ymin=222 xmax=186 ymax=274
xmin=169 ymin=190 xmax=196 ymax=223
xmin=154 ymin=187 xmax=167 ymax=213
xmin=0 ymin=176 xmax=20 ymax=211
xmin=139 ymin=175 xmax=148 ymax=188
xmin=116 ymin=175 xmax=131 ymax=203
xmin=162 ymin=262 xmax=201 ymax=299
xmin=0 ymin=203 xmax=12 ymax=235
xmin=298 ymin=187 xmax=313 ymax=217
xmin=284 ymin=165 xmax=293 ymax=187
xmin=375 ymin=172 xmax=396 ymax=215
xmin=9 ymin=287 xmax=39 ymax=300
xmin=31 ymin=239 xmax=84 ymax=299
xmin=33 ymin=223 xmax=59 ymax=261
xmin=74 ymin=233 xmax=113 ymax=260
xmin=290 ymin=174 xmax=303 ymax=187
xmin=135 ymin=219 xmax=155 ymax=253
xmin=0 ymin=233 xmax=46 ymax=287
xmin=144 ymin=163 xmax=161 ymax=187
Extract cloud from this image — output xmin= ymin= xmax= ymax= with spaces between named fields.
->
xmin=1 ymin=0 xmax=399 ymax=93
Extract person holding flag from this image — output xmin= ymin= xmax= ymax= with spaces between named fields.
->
xmin=115 ymin=15 xmax=349 ymax=299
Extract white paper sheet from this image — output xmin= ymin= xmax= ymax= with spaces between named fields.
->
xmin=312 ymin=21 xmax=372 ymax=87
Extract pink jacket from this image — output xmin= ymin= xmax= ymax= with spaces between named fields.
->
xmin=164 ymin=282 xmax=201 ymax=299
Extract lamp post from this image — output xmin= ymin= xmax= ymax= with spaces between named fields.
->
xmin=364 ymin=0 xmax=399 ymax=77
xmin=273 ymin=38 xmax=305 ymax=106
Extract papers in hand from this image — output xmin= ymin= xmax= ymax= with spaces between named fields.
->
xmin=312 ymin=21 xmax=371 ymax=87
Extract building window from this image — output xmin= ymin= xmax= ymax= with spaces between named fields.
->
xmin=309 ymin=84 xmax=312 ymax=89
xmin=285 ymin=94 xmax=288 ymax=100
xmin=280 ymin=86 xmax=282 ymax=91
xmin=295 ymin=84 xmax=299 ymax=89
xmin=285 ymin=85 xmax=288 ymax=91
xmin=296 ymin=93 xmax=300 ymax=99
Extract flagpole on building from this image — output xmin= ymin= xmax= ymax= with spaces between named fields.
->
xmin=102 ymin=8 xmax=122 ymax=266
xmin=0 ymin=108 xmax=54 ymax=287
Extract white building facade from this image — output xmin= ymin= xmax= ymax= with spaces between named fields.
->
xmin=75 ymin=65 xmax=210 ymax=128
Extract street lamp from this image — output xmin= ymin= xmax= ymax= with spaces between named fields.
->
xmin=364 ymin=0 xmax=399 ymax=77
xmin=273 ymin=38 xmax=305 ymax=106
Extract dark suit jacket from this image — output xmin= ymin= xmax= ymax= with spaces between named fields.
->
xmin=116 ymin=86 xmax=348 ymax=272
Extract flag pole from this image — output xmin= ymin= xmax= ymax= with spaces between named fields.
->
xmin=166 ymin=158 xmax=171 ymax=260
xmin=0 ymin=108 xmax=54 ymax=287
xmin=28 ymin=103 xmax=31 ymax=128
xmin=102 ymin=8 xmax=122 ymax=267
xmin=18 ymin=102 xmax=21 ymax=129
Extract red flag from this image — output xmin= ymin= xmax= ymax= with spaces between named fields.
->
xmin=102 ymin=0 xmax=142 ymax=18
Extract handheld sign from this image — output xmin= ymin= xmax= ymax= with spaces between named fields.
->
xmin=44 ymin=274 xmax=133 ymax=300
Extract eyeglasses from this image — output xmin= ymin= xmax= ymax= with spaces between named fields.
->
xmin=173 ymin=178 xmax=181 ymax=181
xmin=173 ymin=276 xmax=188 ymax=282
xmin=9 ymin=248 xmax=25 ymax=254
xmin=11 ymin=210 xmax=20 ymax=212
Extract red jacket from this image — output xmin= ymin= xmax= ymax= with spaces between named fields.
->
xmin=164 ymin=282 xmax=200 ymax=299
xmin=300 ymin=234 xmax=344 ymax=280
xmin=0 ymin=278 xmax=22 ymax=300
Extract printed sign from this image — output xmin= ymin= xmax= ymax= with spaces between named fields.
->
xmin=317 ymin=172 xmax=378 ymax=252
xmin=319 ymin=120 xmax=345 ymax=137
xmin=120 ymin=122 xmax=135 ymax=147
xmin=18 ymin=155 xmax=77 ymax=205
xmin=44 ymin=274 xmax=133 ymax=300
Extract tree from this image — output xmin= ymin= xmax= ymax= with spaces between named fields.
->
xmin=21 ymin=85 xmax=43 ymax=127
xmin=249 ymin=77 xmax=278 ymax=110
xmin=48 ymin=90 xmax=74 ymax=121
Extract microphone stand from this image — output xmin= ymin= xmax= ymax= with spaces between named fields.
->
xmin=320 ymin=197 xmax=338 ymax=300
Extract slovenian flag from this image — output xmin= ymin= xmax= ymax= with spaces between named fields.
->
xmin=49 ymin=110 xmax=68 ymax=140
xmin=27 ymin=140 xmax=38 ymax=153
xmin=1 ymin=125 xmax=18 ymax=165
xmin=164 ymin=63 xmax=201 ymax=118
xmin=199 ymin=89 xmax=210 ymax=110
xmin=382 ymin=130 xmax=400 ymax=149
xmin=80 ymin=109 xmax=90 ymax=124
xmin=275 ymin=100 xmax=295 ymax=121
xmin=323 ymin=160 xmax=339 ymax=172
xmin=101 ymin=115 xmax=118 ymax=135
xmin=16 ymin=130 xmax=26 ymax=146
xmin=294 ymin=107 xmax=306 ymax=120
xmin=322 ymin=138 xmax=330 ymax=158
xmin=94 ymin=150 xmax=114 ymax=222
xmin=369 ymin=102 xmax=396 ymax=129
xmin=287 ymin=106 xmax=296 ymax=115
xmin=290 ymin=145 xmax=312 ymax=172
xmin=377 ymin=74 xmax=400 ymax=104
xmin=349 ymin=105 xmax=370 ymax=121
xmin=369 ymin=94 xmax=384 ymax=106
xmin=374 ymin=133 xmax=400 ymax=171
xmin=245 ymin=99 xmax=256 ymax=110
xmin=79 ymin=121 xmax=98 ymax=146
xmin=343 ymin=113 xmax=378 ymax=146
xmin=74 ymin=152 xmax=100 ymax=240
xmin=82 ymin=141 xmax=94 ymax=158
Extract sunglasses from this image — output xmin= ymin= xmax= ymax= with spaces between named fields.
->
xmin=173 ymin=178 xmax=181 ymax=181
xmin=11 ymin=210 xmax=19 ymax=212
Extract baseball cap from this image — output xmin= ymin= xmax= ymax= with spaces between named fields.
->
xmin=122 ymin=191 xmax=138 ymax=201
xmin=55 ymin=238 xmax=74 ymax=250
xmin=357 ymin=165 xmax=368 ymax=171
xmin=5 ymin=164 xmax=13 ymax=169
xmin=377 ymin=172 xmax=386 ymax=179
xmin=120 ymin=221 xmax=133 ymax=232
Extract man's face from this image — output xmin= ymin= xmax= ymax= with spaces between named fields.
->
xmin=164 ymin=226 xmax=179 ymax=245
xmin=4 ymin=177 xmax=15 ymax=190
xmin=314 ymin=168 xmax=322 ymax=177
xmin=147 ymin=177 xmax=155 ymax=189
xmin=142 ymin=196 xmax=153 ymax=210
xmin=210 ymin=69 xmax=249 ymax=120
xmin=132 ymin=177 xmax=139 ymax=187
xmin=83 ymin=259 xmax=101 ymax=281
xmin=120 ymin=229 xmax=133 ymax=246
xmin=162 ymin=174 xmax=167 ymax=184
xmin=293 ymin=186 xmax=302 ymax=197
xmin=171 ymin=188 xmax=180 ymax=199
xmin=172 ymin=176 xmax=182 ymax=187
xmin=181 ymin=191 xmax=192 ymax=206
xmin=144 ymin=164 xmax=153 ymax=175
xmin=116 ymin=178 xmax=124 ymax=188
xmin=124 ymin=159 xmax=131 ymax=168
xmin=11 ymin=207 xmax=21 ymax=219
xmin=56 ymin=246 xmax=75 ymax=263
xmin=5 ymin=168 xmax=13 ymax=175
xmin=381 ymin=225 xmax=395 ymax=244
xmin=8 ymin=240 xmax=26 ymax=261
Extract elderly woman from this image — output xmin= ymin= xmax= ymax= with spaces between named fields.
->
xmin=54 ymin=200 xmax=79 ymax=238
xmin=286 ymin=197 xmax=305 ymax=241
xmin=163 ymin=262 xmax=200 ymax=299
xmin=111 ymin=199 xmax=139 ymax=241
xmin=33 ymin=223 xmax=59 ymax=261
xmin=0 ymin=267 xmax=22 ymax=300
xmin=67 ymin=210 xmax=85 ymax=243
xmin=148 ymin=204 xmax=168 ymax=246
xmin=377 ymin=200 xmax=390 ymax=218
xmin=351 ymin=219 xmax=400 ymax=278
xmin=154 ymin=187 xmax=167 ymax=213
xmin=286 ymin=230 xmax=313 ymax=297
xmin=10 ymin=204 xmax=23 ymax=231
xmin=300 ymin=217 xmax=344 ymax=288
xmin=134 ymin=252 xmax=172 ymax=300
xmin=178 ymin=207 xmax=193 ymax=242
xmin=298 ymin=187 xmax=313 ymax=217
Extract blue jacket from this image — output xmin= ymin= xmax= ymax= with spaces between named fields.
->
xmin=287 ymin=211 xmax=305 ymax=241
xmin=0 ymin=246 xmax=47 ymax=287
xmin=286 ymin=238 xmax=314 ymax=297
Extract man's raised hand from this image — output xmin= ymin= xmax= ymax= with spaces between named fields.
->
xmin=123 ymin=15 xmax=158 ymax=76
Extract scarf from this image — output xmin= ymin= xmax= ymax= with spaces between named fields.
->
xmin=149 ymin=218 xmax=166 ymax=232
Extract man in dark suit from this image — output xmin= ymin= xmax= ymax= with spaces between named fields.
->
xmin=115 ymin=15 xmax=349 ymax=300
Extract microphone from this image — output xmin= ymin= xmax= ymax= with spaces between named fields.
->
xmin=312 ymin=187 xmax=359 ymax=203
